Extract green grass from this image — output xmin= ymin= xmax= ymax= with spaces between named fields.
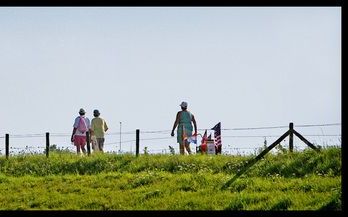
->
xmin=0 ymin=147 xmax=341 ymax=210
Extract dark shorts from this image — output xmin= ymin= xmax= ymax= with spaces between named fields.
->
xmin=97 ymin=138 xmax=105 ymax=149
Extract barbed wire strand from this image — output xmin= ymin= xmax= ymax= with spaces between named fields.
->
xmin=1 ymin=123 xmax=341 ymax=154
xmin=6 ymin=133 xmax=341 ymax=144
xmin=0 ymin=123 xmax=340 ymax=138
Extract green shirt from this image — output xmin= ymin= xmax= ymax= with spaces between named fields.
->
xmin=91 ymin=117 xmax=108 ymax=138
xmin=177 ymin=111 xmax=193 ymax=144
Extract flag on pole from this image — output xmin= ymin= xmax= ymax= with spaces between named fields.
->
xmin=201 ymin=130 xmax=207 ymax=144
xmin=187 ymin=133 xmax=197 ymax=144
xmin=183 ymin=126 xmax=197 ymax=144
xmin=200 ymin=129 xmax=208 ymax=153
xmin=211 ymin=122 xmax=222 ymax=154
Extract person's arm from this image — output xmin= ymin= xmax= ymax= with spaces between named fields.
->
xmin=191 ymin=114 xmax=197 ymax=135
xmin=104 ymin=120 xmax=109 ymax=132
xmin=88 ymin=119 xmax=93 ymax=141
xmin=71 ymin=128 xmax=77 ymax=142
xmin=71 ymin=118 xmax=78 ymax=142
xmin=171 ymin=112 xmax=180 ymax=136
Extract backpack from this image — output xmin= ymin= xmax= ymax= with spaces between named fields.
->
xmin=77 ymin=116 xmax=88 ymax=133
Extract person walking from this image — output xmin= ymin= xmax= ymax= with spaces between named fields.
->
xmin=71 ymin=108 xmax=91 ymax=155
xmin=171 ymin=101 xmax=197 ymax=155
xmin=91 ymin=109 xmax=109 ymax=152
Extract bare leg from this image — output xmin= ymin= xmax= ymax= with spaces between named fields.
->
xmin=76 ymin=145 xmax=81 ymax=154
xmin=179 ymin=143 xmax=185 ymax=155
xmin=81 ymin=146 xmax=86 ymax=154
xmin=98 ymin=138 xmax=105 ymax=153
xmin=93 ymin=140 xmax=99 ymax=152
xmin=184 ymin=141 xmax=191 ymax=154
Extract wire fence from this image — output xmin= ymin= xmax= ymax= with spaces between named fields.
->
xmin=0 ymin=123 xmax=341 ymax=156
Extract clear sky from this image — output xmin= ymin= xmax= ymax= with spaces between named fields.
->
xmin=0 ymin=7 xmax=341 ymax=155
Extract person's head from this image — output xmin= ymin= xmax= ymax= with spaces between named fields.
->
xmin=93 ymin=109 xmax=100 ymax=117
xmin=79 ymin=108 xmax=86 ymax=116
xmin=180 ymin=101 xmax=188 ymax=110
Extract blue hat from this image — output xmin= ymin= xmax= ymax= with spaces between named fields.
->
xmin=180 ymin=101 xmax=188 ymax=108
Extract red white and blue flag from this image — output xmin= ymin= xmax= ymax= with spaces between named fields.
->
xmin=183 ymin=126 xmax=197 ymax=144
xmin=201 ymin=130 xmax=207 ymax=144
xmin=187 ymin=133 xmax=197 ymax=144
xmin=211 ymin=122 xmax=222 ymax=154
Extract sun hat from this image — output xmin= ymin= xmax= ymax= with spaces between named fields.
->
xmin=79 ymin=108 xmax=86 ymax=115
xmin=180 ymin=101 xmax=188 ymax=108
xmin=93 ymin=109 xmax=100 ymax=116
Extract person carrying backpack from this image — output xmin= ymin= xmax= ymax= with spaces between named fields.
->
xmin=71 ymin=108 xmax=91 ymax=155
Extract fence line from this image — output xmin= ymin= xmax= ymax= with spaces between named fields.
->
xmin=293 ymin=123 xmax=341 ymax=128
xmin=2 ymin=133 xmax=341 ymax=145
xmin=2 ymin=122 xmax=341 ymax=158
xmin=3 ymin=133 xmax=341 ymax=146
xmin=1 ymin=122 xmax=340 ymax=138
xmin=102 ymin=133 xmax=341 ymax=146
xmin=223 ymin=134 xmax=341 ymax=138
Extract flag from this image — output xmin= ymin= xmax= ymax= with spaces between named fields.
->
xmin=211 ymin=122 xmax=222 ymax=154
xmin=183 ymin=126 xmax=197 ymax=144
xmin=207 ymin=133 xmax=212 ymax=140
xmin=201 ymin=130 xmax=207 ymax=144
xmin=187 ymin=133 xmax=197 ymax=144
xmin=200 ymin=130 xmax=208 ymax=153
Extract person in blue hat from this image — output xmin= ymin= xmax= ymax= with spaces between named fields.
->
xmin=171 ymin=101 xmax=197 ymax=155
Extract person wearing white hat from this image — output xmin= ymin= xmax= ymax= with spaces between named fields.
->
xmin=171 ymin=101 xmax=197 ymax=155
xmin=71 ymin=108 xmax=91 ymax=155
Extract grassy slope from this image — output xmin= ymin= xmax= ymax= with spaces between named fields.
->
xmin=0 ymin=147 xmax=341 ymax=210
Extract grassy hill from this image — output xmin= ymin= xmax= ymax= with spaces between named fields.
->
xmin=0 ymin=147 xmax=341 ymax=210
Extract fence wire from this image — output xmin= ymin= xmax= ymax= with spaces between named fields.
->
xmin=1 ymin=123 xmax=341 ymax=156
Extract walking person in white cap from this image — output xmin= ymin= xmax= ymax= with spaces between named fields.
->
xmin=71 ymin=108 xmax=91 ymax=155
xmin=171 ymin=101 xmax=197 ymax=155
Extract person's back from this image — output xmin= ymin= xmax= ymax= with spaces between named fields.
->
xmin=71 ymin=108 xmax=91 ymax=155
xmin=91 ymin=117 xmax=107 ymax=138
xmin=91 ymin=109 xmax=108 ymax=152
xmin=171 ymin=101 xmax=197 ymax=155
xmin=179 ymin=110 xmax=193 ymax=130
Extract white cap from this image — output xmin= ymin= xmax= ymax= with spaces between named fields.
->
xmin=180 ymin=101 xmax=188 ymax=108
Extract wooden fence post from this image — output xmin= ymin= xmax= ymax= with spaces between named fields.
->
xmin=222 ymin=129 xmax=290 ymax=189
xmin=293 ymin=130 xmax=320 ymax=152
xmin=46 ymin=132 xmax=50 ymax=158
xmin=5 ymin=134 xmax=9 ymax=159
xmin=136 ymin=129 xmax=140 ymax=157
xmin=289 ymin=123 xmax=294 ymax=152
xmin=86 ymin=131 xmax=91 ymax=156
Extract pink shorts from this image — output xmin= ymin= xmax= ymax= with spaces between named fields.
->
xmin=74 ymin=135 xmax=86 ymax=147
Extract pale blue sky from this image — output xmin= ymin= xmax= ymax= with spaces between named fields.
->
xmin=0 ymin=7 xmax=341 ymax=154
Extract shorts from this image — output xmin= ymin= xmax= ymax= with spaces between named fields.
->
xmin=96 ymin=138 xmax=105 ymax=150
xmin=74 ymin=135 xmax=86 ymax=147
